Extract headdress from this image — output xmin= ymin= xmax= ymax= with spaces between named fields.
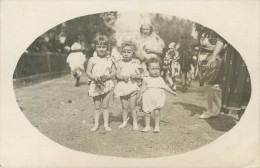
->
xmin=70 ymin=42 xmax=82 ymax=51
xmin=120 ymin=40 xmax=137 ymax=52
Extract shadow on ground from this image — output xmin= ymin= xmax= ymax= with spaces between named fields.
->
xmin=205 ymin=114 xmax=237 ymax=132
xmin=172 ymin=102 xmax=207 ymax=116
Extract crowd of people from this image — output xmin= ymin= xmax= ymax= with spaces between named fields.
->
xmin=66 ymin=24 xmax=251 ymax=133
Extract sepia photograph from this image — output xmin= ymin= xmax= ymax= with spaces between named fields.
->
xmin=1 ymin=0 xmax=259 ymax=167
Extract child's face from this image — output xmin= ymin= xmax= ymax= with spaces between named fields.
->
xmin=121 ymin=46 xmax=133 ymax=61
xmin=148 ymin=62 xmax=160 ymax=77
xmin=141 ymin=25 xmax=151 ymax=36
xmin=96 ymin=44 xmax=108 ymax=57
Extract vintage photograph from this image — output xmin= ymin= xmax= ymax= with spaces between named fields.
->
xmin=12 ymin=11 xmax=252 ymax=158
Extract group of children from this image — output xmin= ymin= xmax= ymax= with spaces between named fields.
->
xmin=67 ymin=35 xmax=176 ymax=133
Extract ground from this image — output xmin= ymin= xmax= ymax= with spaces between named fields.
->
xmin=14 ymin=74 xmax=238 ymax=158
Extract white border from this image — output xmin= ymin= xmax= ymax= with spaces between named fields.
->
xmin=1 ymin=0 xmax=259 ymax=167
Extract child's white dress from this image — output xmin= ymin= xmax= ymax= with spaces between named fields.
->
xmin=88 ymin=55 xmax=114 ymax=97
xmin=66 ymin=51 xmax=86 ymax=78
xmin=114 ymin=59 xmax=141 ymax=97
xmin=142 ymin=76 xmax=166 ymax=113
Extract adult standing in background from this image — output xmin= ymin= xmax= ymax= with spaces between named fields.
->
xmin=221 ymin=45 xmax=251 ymax=120
xmin=198 ymin=28 xmax=226 ymax=119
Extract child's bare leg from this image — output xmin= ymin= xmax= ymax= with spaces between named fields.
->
xmin=118 ymin=96 xmax=128 ymax=129
xmin=102 ymin=92 xmax=112 ymax=131
xmin=103 ymin=109 xmax=111 ymax=131
xmin=172 ymin=77 xmax=177 ymax=90
xmin=90 ymin=110 xmax=100 ymax=132
xmin=90 ymin=96 xmax=102 ymax=131
xmin=166 ymin=70 xmax=173 ymax=86
xmin=154 ymin=109 xmax=160 ymax=133
xmin=109 ymin=90 xmax=115 ymax=106
xmin=142 ymin=112 xmax=151 ymax=132
xmin=130 ymin=94 xmax=138 ymax=130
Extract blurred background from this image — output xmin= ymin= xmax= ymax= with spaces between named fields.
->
xmin=13 ymin=11 xmax=202 ymax=87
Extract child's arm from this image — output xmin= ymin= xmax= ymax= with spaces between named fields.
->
xmin=160 ymin=78 xmax=177 ymax=96
xmin=130 ymin=68 xmax=142 ymax=80
xmin=163 ymin=84 xmax=177 ymax=96
xmin=130 ymin=60 xmax=143 ymax=80
xmin=130 ymin=73 xmax=142 ymax=80
xmin=86 ymin=58 xmax=98 ymax=81
xmin=106 ymin=63 xmax=117 ymax=80
xmin=137 ymin=78 xmax=146 ymax=103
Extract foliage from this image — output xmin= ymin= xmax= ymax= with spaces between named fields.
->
xmin=151 ymin=13 xmax=198 ymax=47
xmin=26 ymin=12 xmax=116 ymax=53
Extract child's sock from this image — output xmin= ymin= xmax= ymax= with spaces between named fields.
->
xmin=154 ymin=110 xmax=160 ymax=133
xmin=132 ymin=110 xmax=139 ymax=131
xmin=118 ymin=109 xmax=128 ymax=129
xmin=142 ymin=113 xmax=150 ymax=132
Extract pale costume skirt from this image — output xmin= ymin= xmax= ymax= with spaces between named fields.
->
xmin=114 ymin=79 xmax=139 ymax=97
xmin=142 ymin=88 xmax=166 ymax=113
xmin=88 ymin=80 xmax=114 ymax=97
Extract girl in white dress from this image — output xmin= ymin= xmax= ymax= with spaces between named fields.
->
xmin=137 ymin=24 xmax=165 ymax=77
xmin=114 ymin=41 xmax=142 ymax=130
xmin=138 ymin=57 xmax=176 ymax=133
xmin=86 ymin=35 xmax=116 ymax=132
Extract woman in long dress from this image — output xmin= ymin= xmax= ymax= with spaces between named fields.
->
xmin=221 ymin=45 xmax=251 ymax=120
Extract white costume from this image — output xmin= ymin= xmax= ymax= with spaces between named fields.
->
xmin=142 ymin=76 xmax=167 ymax=113
xmin=88 ymin=55 xmax=114 ymax=97
xmin=114 ymin=59 xmax=141 ymax=97
xmin=66 ymin=42 xmax=86 ymax=78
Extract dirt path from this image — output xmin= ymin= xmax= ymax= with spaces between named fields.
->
xmin=14 ymin=74 xmax=237 ymax=158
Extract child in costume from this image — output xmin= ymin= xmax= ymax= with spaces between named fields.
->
xmin=66 ymin=42 xmax=86 ymax=86
xmin=86 ymin=35 xmax=116 ymax=132
xmin=138 ymin=57 xmax=176 ymax=133
xmin=114 ymin=41 xmax=142 ymax=130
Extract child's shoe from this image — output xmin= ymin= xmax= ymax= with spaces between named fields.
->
xmin=171 ymin=84 xmax=177 ymax=91
xmin=199 ymin=111 xmax=210 ymax=119
xmin=90 ymin=125 xmax=99 ymax=132
xmin=199 ymin=111 xmax=219 ymax=119
xmin=153 ymin=126 xmax=160 ymax=133
xmin=118 ymin=122 xmax=127 ymax=129
xmin=104 ymin=125 xmax=112 ymax=132
xmin=142 ymin=127 xmax=151 ymax=132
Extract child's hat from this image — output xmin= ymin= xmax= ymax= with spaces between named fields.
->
xmin=168 ymin=42 xmax=176 ymax=49
xmin=71 ymin=42 xmax=82 ymax=51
